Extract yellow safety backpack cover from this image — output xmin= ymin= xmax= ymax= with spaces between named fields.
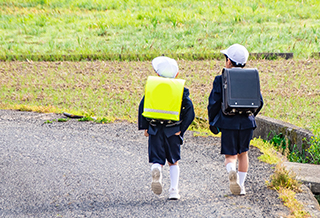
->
xmin=142 ymin=76 xmax=186 ymax=121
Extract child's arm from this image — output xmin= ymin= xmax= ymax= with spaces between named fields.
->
xmin=180 ymin=97 xmax=195 ymax=135
xmin=207 ymin=76 xmax=222 ymax=124
xmin=138 ymin=97 xmax=149 ymax=130
xmin=254 ymin=93 xmax=264 ymax=116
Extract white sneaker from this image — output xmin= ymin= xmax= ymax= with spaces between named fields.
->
xmin=151 ymin=168 xmax=162 ymax=195
xmin=168 ymin=188 xmax=180 ymax=200
xmin=240 ymin=185 xmax=246 ymax=195
xmin=229 ymin=170 xmax=241 ymax=195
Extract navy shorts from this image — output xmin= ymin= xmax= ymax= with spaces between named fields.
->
xmin=148 ymin=129 xmax=181 ymax=165
xmin=220 ymin=128 xmax=253 ymax=155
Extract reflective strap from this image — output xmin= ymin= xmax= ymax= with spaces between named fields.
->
xmin=144 ymin=108 xmax=179 ymax=115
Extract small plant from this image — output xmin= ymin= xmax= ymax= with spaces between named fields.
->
xmin=267 ymin=132 xmax=289 ymax=152
xmin=286 ymin=144 xmax=307 ymax=163
xmin=44 ymin=120 xmax=53 ymax=124
xmin=17 ymin=105 xmax=33 ymax=112
xmin=267 ymin=132 xmax=320 ymax=165
xmin=278 ymin=188 xmax=310 ymax=218
xmin=314 ymin=195 xmax=320 ymax=205
xmin=250 ymin=3 xmax=259 ymax=13
xmin=96 ymin=117 xmax=111 ymax=124
xmin=189 ymin=117 xmax=215 ymax=137
xmin=78 ymin=116 xmax=95 ymax=122
xmin=57 ymin=118 xmax=68 ymax=122
xmin=267 ymin=161 xmax=302 ymax=192
xmin=252 ymin=139 xmax=309 ymax=216
xmin=306 ymin=136 xmax=320 ymax=164
xmin=266 ymin=162 xmax=311 ymax=217
xmin=251 ymin=138 xmax=280 ymax=164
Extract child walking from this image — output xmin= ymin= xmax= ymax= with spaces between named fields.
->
xmin=138 ymin=56 xmax=195 ymax=200
xmin=207 ymin=44 xmax=264 ymax=195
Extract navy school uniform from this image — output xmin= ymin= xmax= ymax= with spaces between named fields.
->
xmin=207 ymin=75 xmax=264 ymax=155
xmin=138 ymin=87 xmax=195 ymax=165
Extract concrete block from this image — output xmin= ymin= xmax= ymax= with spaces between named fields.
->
xmin=284 ymin=162 xmax=320 ymax=194
xmin=253 ymin=115 xmax=314 ymax=153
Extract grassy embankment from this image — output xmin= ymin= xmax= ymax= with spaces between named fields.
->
xmin=0 ymin=0 xmax=320 ymax=58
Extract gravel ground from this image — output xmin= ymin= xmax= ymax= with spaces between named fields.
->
xmin=0 ymin=110 xmax=290 ymax=218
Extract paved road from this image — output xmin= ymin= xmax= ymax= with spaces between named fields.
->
xmin=0 ymin=110 xmax=289 ymax=217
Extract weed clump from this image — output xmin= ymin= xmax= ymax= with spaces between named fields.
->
xmin=251 ymin=138 xmax=280 ymax=164
xmin=266 ymin=132 xmax=320 ymax=165
xmin=267 ymin=162 xmax=302 ymax=192
xmin=252 ymin=139 xmax=310 ymax=217
xmin=306 ymin=136 xmax=320 ymax=164
xmin=266 ymin=162 xmax=311 ymax=218
xmin=278 ymin=188 xmax=311 ymax=218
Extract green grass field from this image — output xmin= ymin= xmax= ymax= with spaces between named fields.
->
xmin=1 ymin=0 xmax=320 ymax=58
xmin=0 ymin=0 xmax=319 ymax=136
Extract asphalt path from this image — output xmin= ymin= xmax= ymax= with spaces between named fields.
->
xmin=0 ymin=110 xmax=289 ymax=217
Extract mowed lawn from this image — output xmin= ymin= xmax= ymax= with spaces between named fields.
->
xmin=0 ymin=0 xmax=320 ymax=58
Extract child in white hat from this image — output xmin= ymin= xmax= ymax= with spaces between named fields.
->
xmin=208 ymin=44 xmax=264 ymax=195
xmin=138 ymin=56 xmax=195 ymax=200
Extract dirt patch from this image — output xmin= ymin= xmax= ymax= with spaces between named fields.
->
xmin=0 ymin=59 xmax=319 ymax=133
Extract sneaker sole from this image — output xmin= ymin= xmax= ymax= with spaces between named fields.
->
xmin=229 ymin=171 xmax=241 ymax=195
xmin=151 ymin=168 xmax=162 ymax=195
xmin=169 ymin=194 xmax=180 ymax=200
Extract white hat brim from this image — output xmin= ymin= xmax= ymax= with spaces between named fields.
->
xmin=220 ymin=49 xmax=228 ymax=55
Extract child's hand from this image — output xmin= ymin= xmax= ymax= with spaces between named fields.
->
xmin=144 ymin=129 xmax=149 ymax=137
xmin=175 ymin=131 xmax=181 ymax=136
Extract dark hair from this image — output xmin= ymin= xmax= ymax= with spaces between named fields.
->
xmin=224 ymin=55 xmax=246 ymax=68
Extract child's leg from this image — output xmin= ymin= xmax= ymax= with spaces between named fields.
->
xmin=237 ymin=151 xmax=248 ymax=195
xmin=169 ymin=162 xmax=179 ymax=190
xmin=168 ymin=161 xmax=180 ymax=200
xmin=225 ymin=155 xmax=237 ymax=173
xmin=148 ymin=131 xmax=166 ymax=195
xmin=225 ymin=155 xmax=241 ymax=195
xmin=165 ymin=134 xmax=181 ymax=199
xmin=237 ymin=151 xmax=249 ymax=172
xmin=236 ymin=128 xmax=252 ymax=195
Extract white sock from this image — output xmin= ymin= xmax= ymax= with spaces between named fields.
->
xmin=226 ymin=163 xmax=236 ymax=173
xmin=170 ymin=165 xmax=180 ymax=190
xmin=238 ymin=171 xmax=247 ymax=186
xmin=151 ymin=163 xmax=162 ymax=172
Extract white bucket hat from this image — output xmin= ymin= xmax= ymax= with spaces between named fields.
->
xmin=152 ymin=56 xmax=179 ymax=78
xmin=220 ymin=44 xmax=249 ymax=65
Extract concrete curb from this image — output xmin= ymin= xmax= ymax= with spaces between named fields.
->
xmin=253 ymin=115 xmax=314 ymax=153
xmin=284 ymin=162 xmax=320 ymax=195
xmin=253 ymin=115 xmax=320 ymax=213
xmin=252 ymin=115 xmax=319 ymax=192
xmin=295 ymin=185 xmax=320 ymax=217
